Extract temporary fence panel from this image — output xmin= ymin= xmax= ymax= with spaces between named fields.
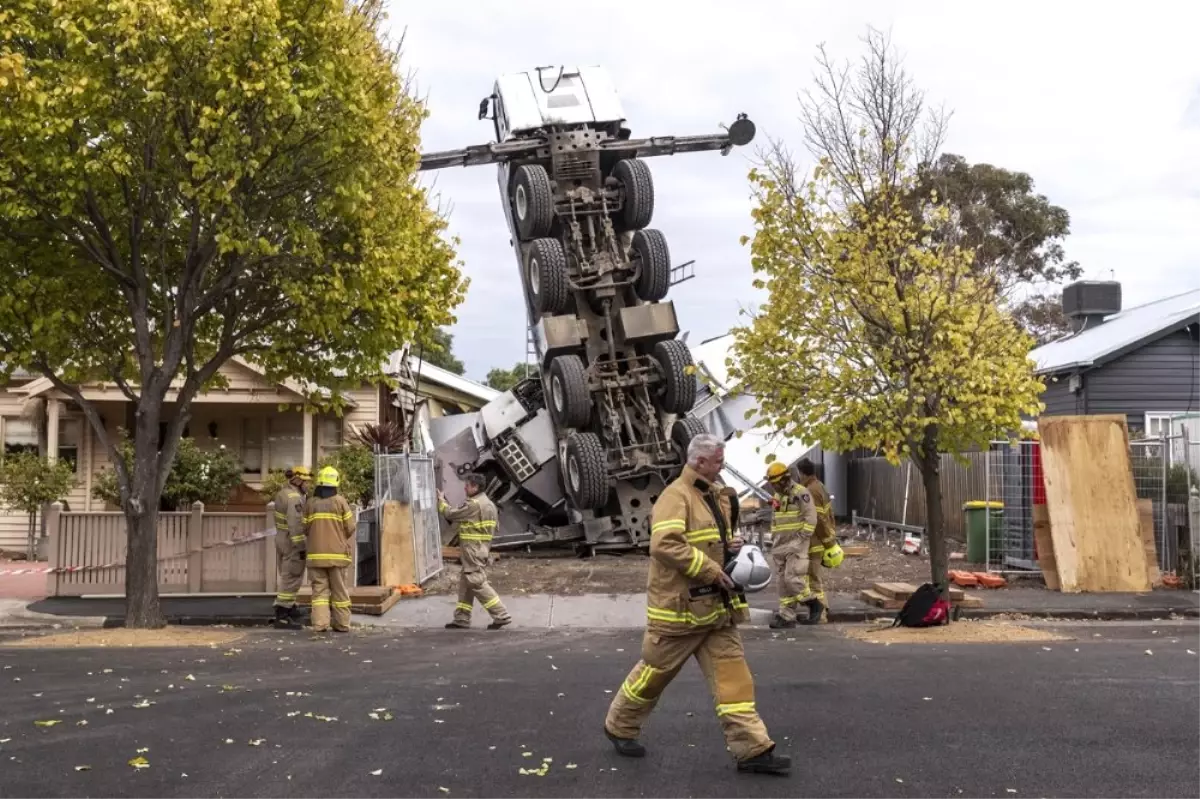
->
xmin=983 ymin=440 xmax=1040 ymax=572
xmin=846 ymin=452 xmax=987 ymax=541
xmin=374 ymin=454 xmax=444 ymax=585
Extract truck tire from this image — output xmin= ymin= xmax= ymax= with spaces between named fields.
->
xmin=652 ymin=339 xmax=697 ymax=415
xmin=565 ymin=432 xmax=609 ymax=510
xmin=526 ymin=238 xmax=569 ymax=315
xmin=512 ymin=164 xmax=554 ymax=241
xmin=548 ymin=354 xmax=591 ymax=429
xmin=631 ymin=228 xmax=670 ymax=302
xmin=613 ymin=158 xmax=654 ymax=230
xmin=671 ymin=416 xmax=707 ymax=457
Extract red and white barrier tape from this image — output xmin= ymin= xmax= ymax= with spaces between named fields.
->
xmin=0 ymin=528 xmax=278 ymax=576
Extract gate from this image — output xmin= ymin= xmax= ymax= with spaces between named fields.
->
xmin=376 ymin=453 xmax=444 ymax=584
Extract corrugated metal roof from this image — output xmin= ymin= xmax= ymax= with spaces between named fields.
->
xmin=1030 ymin=289 xmax=1200 ymax=375
xmin=408 ymin=357 xmax=500 ymax=403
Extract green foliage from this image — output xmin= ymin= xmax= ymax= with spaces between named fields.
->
xmin=1010 ymin=292 xmax=1073 ymax=345
xmin=485 ymin=362 xmax=539 ymax=392
xmin=259 ymin=469 xmax=290 ymax=502
xmin=0 ymin=451 xmax=77 ymax=515
xmin=351 ymin=421 xmax=408 ymax=453
xmin=93 ymin=435 xmax=243 ymax=510
xmin=421 ymin=329 xmax=466 ymax=376
xmin=319 ymin=443 xmax=374 ymax=506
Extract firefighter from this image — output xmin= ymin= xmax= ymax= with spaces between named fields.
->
xmin=764 ymin=461 xmax=821 ymax=628
xmin=438 ymin=472 xmax=511 ymax=630
xmin=603 ymin=433 xmax=791 ymax=776
xmin=271 ymin=466 xmax=311 ymax=629
xmin=303 ymin=466 xmax=357 ymax=633
xmin=797 ymin=458 xmax=838 ymax=623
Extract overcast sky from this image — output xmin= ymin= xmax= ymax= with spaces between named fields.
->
xmin=390 ymin=0 xmax=1200 ymax=382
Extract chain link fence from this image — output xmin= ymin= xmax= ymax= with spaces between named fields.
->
xmin=984 ymin=434 xmax=1198 ymax=580
xmin=373 ymin=454 xmax=444 ymax=585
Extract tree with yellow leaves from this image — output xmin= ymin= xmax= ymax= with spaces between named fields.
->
xmin=0 ymin=0 xmax=465 ymax=626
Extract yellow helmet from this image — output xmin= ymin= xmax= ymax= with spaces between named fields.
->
xmin=822 ymin=542 xmax=845 ymax=569
xmin=316 ymin=466 xmax=340 ymax=488
xmin=765 ymin=462 xmax=789 ymax=483
xmin=291 ymin=466 xmax=312 ymax=481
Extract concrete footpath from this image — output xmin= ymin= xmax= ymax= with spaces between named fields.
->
xmin=3 ymin=587 xmax=1197 ymax=630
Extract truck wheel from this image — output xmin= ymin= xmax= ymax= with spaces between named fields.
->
xmin=565 ymin=432 xmax=609 ymax=510
xmin=526 ymin=238 xmax=569 ymax=315
xmin=652 ymin=339 xmax=697 ymax=415
xmin=631 ymin=228 xmax=670 ymax=302
xmin=512 ymin=164 xmax=554 ymax=241
xmin=613 ymin=158 xmax=654 ymax=230
xmin=671 ymin=416 xmax=707 ymax=458
xmin=548 ymin=354 xmax=591 ymax=428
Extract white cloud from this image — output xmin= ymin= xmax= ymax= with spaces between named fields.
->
xmin=389 ymin=0 xmax=1200 ymax=379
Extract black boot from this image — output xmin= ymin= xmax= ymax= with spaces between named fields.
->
xmin=800 ymin=599 xmax=825 ymax=626
xmin=768 ymin=613 xmax=796 ymax=629
xmin=445 ymin=621 xmax=470 ymax=629
xmin=737 ymin=746 xmax=792 ymax=775
xmin=273 ymin=606 xmax=300 ymax=629
xmin=287 ymin=605 xmax=308 ymax=623
xmin=605 ymin=727 xmax=646 ymax=758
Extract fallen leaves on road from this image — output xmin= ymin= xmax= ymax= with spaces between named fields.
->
xmin=249 ymin=739 xmax=266 ymax=746
xmin=370 ymin=769 xmax=383 ymax=776
xmin=128 ymin=756 xmax=149 ymax=769
xmin=132 ymin=699 xmax=154 ymax=708
xmin=34 ymin=720 xmax=62 ymax=727
xmin=4 ymin=628 xmax=245 ymax=649
xmin=845 ymin=620 xmax=1070 ymax=645
xmin=74 ymin=765 xmax=91 ymax=772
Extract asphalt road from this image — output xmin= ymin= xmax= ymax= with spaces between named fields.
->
xmin=0 ymin=622 xmax=1197 ymax=798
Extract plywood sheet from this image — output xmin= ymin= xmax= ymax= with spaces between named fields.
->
xmin=1136 ymin=499 xmax=1161 ymax=588
xmin=1032 ymin=504 xmax=1060 ymax=591
xmin=380 ymin=501 xmax=416 ymax=587
xmin=1038 ymin=415 xmax=1150 ymax=593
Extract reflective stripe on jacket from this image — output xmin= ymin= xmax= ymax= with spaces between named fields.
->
xmin=800 ymin=475 xmax=837 ymax=549
xmin=645 ymin=465 xmax=750 ymax=636
xmin=303 ymin=494 xmax=356 ymax=568
xmin=769 ymin=482 xmax=817 ymax=556
xmin=440 ymin=491 xmax=498 ymax=572
xmin=273 ymin=487 xmax=306 ymax=550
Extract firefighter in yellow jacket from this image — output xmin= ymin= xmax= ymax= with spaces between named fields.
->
xmin=765 ymin=461 xmax=820 ymax=628
xmin=797 ymin=458 xmax=838 ymax=623
xmin=438 ymin=472 xmax=512 ymax=630
xmin=303 ymin=466 xmax=357 ymax=633
xmin=271 ymin=466 xmax=311 ymax=629
xmin=603 ymin=433 xmax=791 ymax=776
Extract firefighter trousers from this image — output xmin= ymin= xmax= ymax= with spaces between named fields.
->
xmin=773 ymin=550 xmax=811 ymax=623
xmin=274 ymin=546 xmax=305 ymax=609
xmin=604 ymin=625 xmax=775 ymax=762
xmin=309 ymin=565 xmax=351 ymax=631
xmin=807 ymin=544 xmax=827 ymax=605
xmin=453 ymin=568 xmax=510 ymax=625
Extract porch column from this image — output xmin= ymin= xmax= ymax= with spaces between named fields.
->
xmin=302 ymin=410 xmax=314 ymax=468
xmin=45 ymin=399 xmax=61 ymax=462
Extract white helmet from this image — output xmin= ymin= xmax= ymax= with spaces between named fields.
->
xmin=725 ymin=544 xmax=772 ymax=593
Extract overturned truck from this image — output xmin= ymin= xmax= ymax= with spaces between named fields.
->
xmin=420 ymin=65 xmax=755 ymax=551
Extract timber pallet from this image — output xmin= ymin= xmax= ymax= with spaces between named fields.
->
xmin=860 ymin=581 xmax=984 ymax=610
xmin=296 ymin=586 xmax=403 ymax=616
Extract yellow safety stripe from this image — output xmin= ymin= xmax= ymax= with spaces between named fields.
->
xmin=716 ymin=701 xmax=756 ymax=717
xmin=290 ymin=535 xmax=306 ymax=544
xmin=647 ymin=605 xmax=728 ymax=627
xmin=455 ymin=602 xmax=472 ymax=612
xmin=730 ymin=597 xmax=749 ymax=610
xmin=685 ymin=527 xmax=720 ymax=544
xmin=332 ymin=600 xmax=352 ymax=609
xmin=304 ymin=511 xmax=354 ymax=523
xmin=459 ymin=520 xmax=497 ymax=530
xmin=809 ymin=544 xmax=826 ymax=553
xmin=276 ymin=592 xmax=296 ymax=600
xmin=305 ymin=553 xmax=351 ymax=563
xmin=816 ymin=503 xmax=832 ymax=514
xmin=482 ymin=596 xmax=501 ymax=609
xmin=311 ymin=598 xmax=330 ymax=606
xmin=651 ymin=519 xmax=686 ymax=534
xmin=621 ymin=665 xmax=660 ymax=705
xmin=459 ymin=533 xmax=494 ymax=542
xmin=684 ymin=547 xmax=706 ymax=578
xmin=771 ymin=522 xmax=815 ymax=533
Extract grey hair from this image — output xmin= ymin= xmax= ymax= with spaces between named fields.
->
xmin=464 ymin=472 xmax=487 ymax=491
xmin=686 ymin=433 xmax=725 ymax=466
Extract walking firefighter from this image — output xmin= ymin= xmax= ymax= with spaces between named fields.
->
xmin=764 ymin=461 xmax=839 ymax=627
xmin=796 ymin=457 xmax=843 ymax=622
xmin=439 ymin=472 xmax=512 ymax=630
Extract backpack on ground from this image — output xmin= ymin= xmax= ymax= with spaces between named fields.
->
xmin=891 ymin=582 xmax=951 ymax=628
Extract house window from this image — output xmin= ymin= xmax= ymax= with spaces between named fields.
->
xmin=58 ymin=418 xmax=82 ymax=473
xmin=242 ymin=418 xmax=263 ymax=475
xmin=2 ymin=418 xmax=38 ymax=457
xmin=317 ymin=415 xmax=343 ymax=462
xmin=1144 ymin=413 xmax=1181 ymax=440
xmin=267 ymin=413 xmax=304 ymax=472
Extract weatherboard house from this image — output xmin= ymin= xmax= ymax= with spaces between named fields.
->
xmin=0 ymin=352 xmax=498 ymax=554
xmin=1029 ymin=280 xmax=1200 ymax=436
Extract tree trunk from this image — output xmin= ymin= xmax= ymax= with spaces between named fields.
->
xmin=123 ymin=407 xmax=167 ymax=629
xmin=26 ymin=511 xmax=36 ymax=561
xmin=917 ymin=453 xmax=949 ymax=599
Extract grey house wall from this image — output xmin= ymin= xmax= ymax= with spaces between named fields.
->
xmin=1038 ymin=327 xmax=1200 ymax=431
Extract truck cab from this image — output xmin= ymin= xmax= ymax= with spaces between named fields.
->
xmin=488 ymin=66 xmax=627 ymax=142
